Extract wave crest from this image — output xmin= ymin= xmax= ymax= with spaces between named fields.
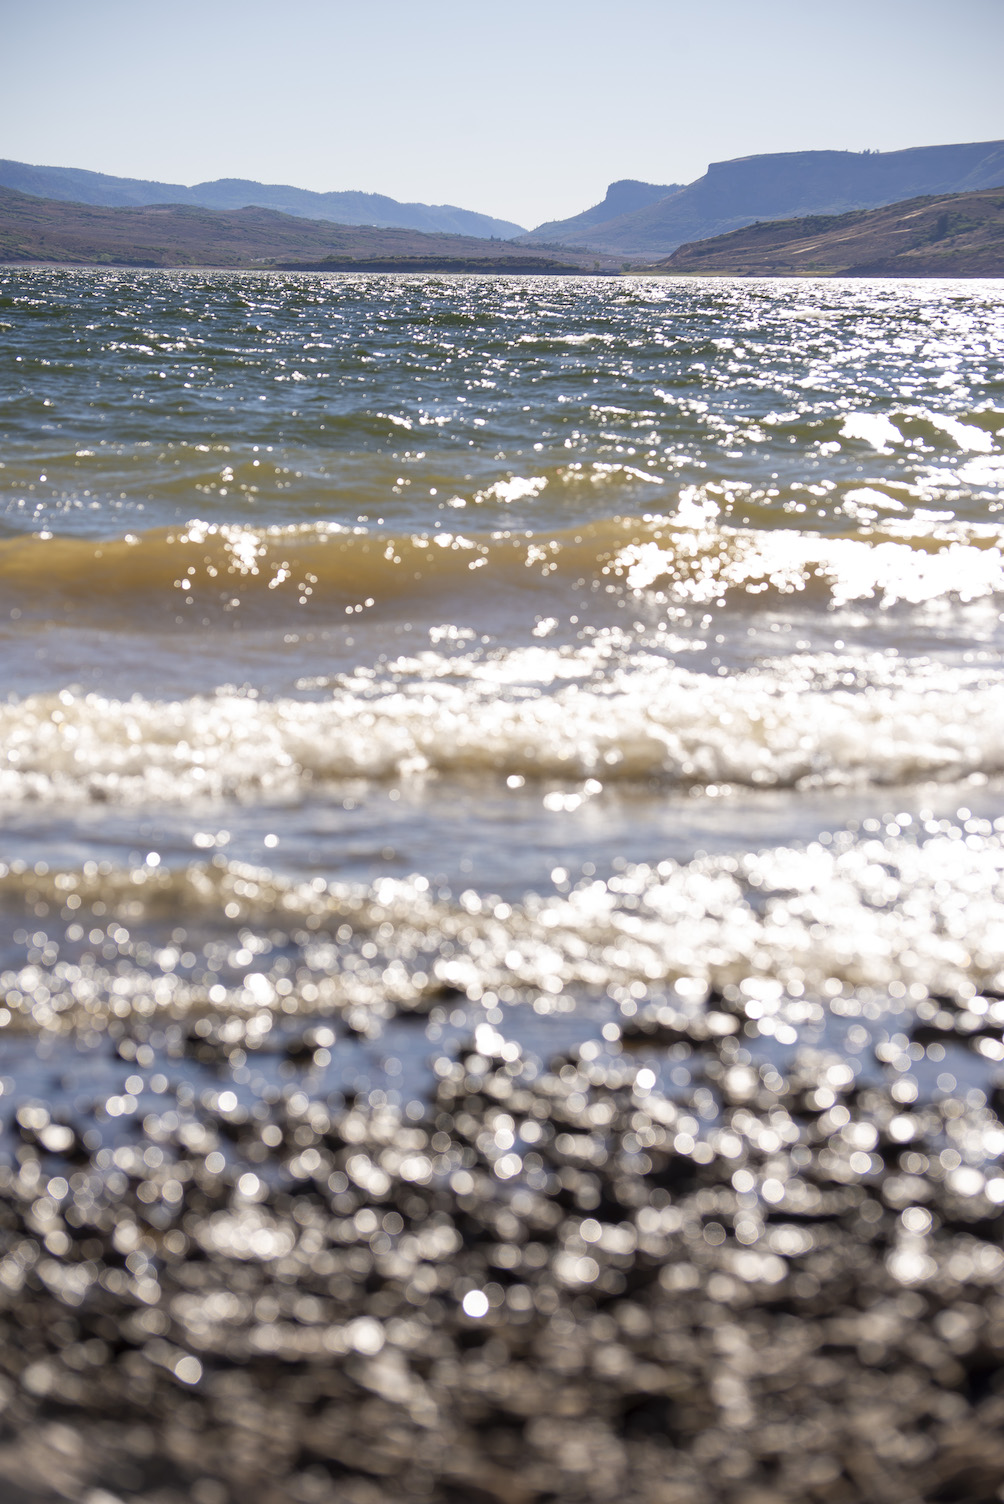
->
xmin=3 ymin=512 xmax=1004 ymax=627
xmin=3 ymin=651 xmax=1003 ymax=802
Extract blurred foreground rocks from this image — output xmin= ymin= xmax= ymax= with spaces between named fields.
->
xmin=0 ymin=1005 xmax=1003 ymax=1504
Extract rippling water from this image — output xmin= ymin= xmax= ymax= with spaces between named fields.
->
xmin=6 ymin=266 xmax=1004 ymax=1503
xmin=1 ymin=267 xmax=1003 ymax=1067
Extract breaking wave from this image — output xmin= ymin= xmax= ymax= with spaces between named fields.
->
xmin=2 ymin=650 xmax=1003 ymax=802
xmin=2 ymin=511 xmax=1003 ymax=625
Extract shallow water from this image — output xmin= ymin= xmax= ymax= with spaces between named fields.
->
xmin=1 ymin=267 xmax=1004 ymax=1077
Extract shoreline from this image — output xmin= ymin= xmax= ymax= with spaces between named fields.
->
xmin=4 ymin=259 xmax=1002 ymax=280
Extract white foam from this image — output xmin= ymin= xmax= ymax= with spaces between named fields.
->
xmin=841 ymin=488 xmax=907 ymax=522
xmin=3 ymin=650 xmax=1003 ymax=803
xmin=926 ymin=415 xmax=996 ymax=454
xmin=917 ymin=455 xmax=1004 ymax=495
xmin=611 ymin=526 xmax=1004 ymax=607
xmin=474 ymin=476 xmax=548 ymax=505
xmin=841 ymin=413 xmax=903 ymax=451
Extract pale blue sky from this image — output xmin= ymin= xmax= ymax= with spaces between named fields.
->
xmin=4 ymin=0 xmax=1003 ymax=228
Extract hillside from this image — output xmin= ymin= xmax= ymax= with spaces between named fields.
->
xmin=0 ymin=159 xmax=525 ymax=239
xmin=0 ymin=187 xmax=592 ymax=272
xmin=647 ymin=187 xmax=1004 ymax=278
xmin=524 ymin=139 xmax=1004 ymax=256
xmin=527 ymin=179 xmax=682 ymax=245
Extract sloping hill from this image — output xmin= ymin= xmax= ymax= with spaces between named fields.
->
xmin=0 ymin=187 xmax=586 ymax=271
xmin=0 ymin=159 xmax=525 ymax=239
xmin=526 ymin=179 xmax=682 ymax=245
xmin=528 ymin=140 xmax=1004 ymax=256
xmin=647 ymin=187 xmax=1004 ymax=277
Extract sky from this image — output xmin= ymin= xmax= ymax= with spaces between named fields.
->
xmin=3 ymin=0 xmax=1003 ymax=230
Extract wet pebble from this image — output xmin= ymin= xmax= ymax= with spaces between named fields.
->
xmin=0 ymin=1005 xmax=1003 ymax=1503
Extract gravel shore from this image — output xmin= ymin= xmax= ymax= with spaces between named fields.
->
xmin=1 ymin=991 xmax=1004 ymax=1504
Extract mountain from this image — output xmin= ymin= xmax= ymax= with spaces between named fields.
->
xmin=0 ymin=159 xmax=526 ymax=239
xmin=523 ymin=140 xmax=1004 ymax=257
xmin=649 ymin=187 xmax=1004 ymax=278
xmin=0 ymin=187 xmax=591 ymax=272
xmin=526 ymin=179 xmax=682 ymax=244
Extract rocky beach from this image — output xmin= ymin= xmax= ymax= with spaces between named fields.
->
xmin=2 ymin=959 xmax=1004 ymax=1503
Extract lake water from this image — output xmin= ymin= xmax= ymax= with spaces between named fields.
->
xmin=1 ymin=267 xmax=1003 ymax=1092
xmin=5 ymin=268 xmax=1004 ymax=1503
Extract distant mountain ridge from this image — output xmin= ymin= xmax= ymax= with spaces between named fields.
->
xmin=0 ymin=159 xmax=526 ymax=239
xmin=524 ymin=140 xmax=1004 ymax=256
xmin=0 ymin=185 xmax=596 ymax=273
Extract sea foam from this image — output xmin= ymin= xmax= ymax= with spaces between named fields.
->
xmin=2 ymin=650 xmax=1002 ymax=803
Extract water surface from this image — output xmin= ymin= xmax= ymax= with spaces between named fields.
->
xmin=1 ymin=268 xmax=1003 ymax=1080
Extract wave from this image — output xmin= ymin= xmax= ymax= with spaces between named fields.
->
xmin=2 ymin=823 xmax=1002 ymax=1028
xmin=2 ymin=651 xmax=1003 ymax=803
xmin=2 ymin=510 xmax=1003 ymax=626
